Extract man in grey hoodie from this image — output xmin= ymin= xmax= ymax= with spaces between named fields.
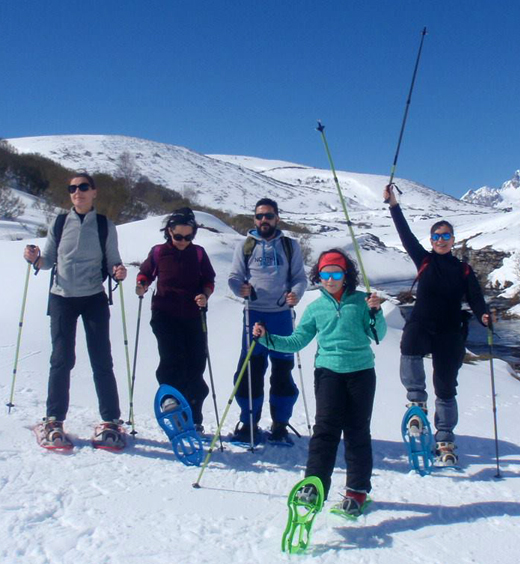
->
xmin=228 ymin=198 xmax=307 ymax=445
xmin=24 ymin=173 xmax=127 ymax=448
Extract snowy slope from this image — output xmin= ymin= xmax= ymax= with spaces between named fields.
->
xmin=1 ymin=214 xmax=519 ymax=564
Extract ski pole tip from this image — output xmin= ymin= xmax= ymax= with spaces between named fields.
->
xmin=316 ymin=120 xmax=325 ymax=132
xmin=192 ymin=482 xmax=201 ymax=489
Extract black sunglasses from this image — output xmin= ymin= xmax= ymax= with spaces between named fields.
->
xmin=255 ymin=213 xmax=276 ymax=220
xmin=68 ymin=183 xmax=91 ymax=194
xmin=172 ymin=233 xmax=194 ymax=242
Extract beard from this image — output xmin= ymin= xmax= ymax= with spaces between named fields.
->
xmin=258 ymin=223 xmax=276 ymax=239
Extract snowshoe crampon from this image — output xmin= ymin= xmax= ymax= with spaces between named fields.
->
xmin=34 ymin=420 xmax=73 ymax=451
xmin=154 ymin=384 xmax=203 ymax=466
xmin=267 ymin=423 xmax=294 ymax=447
xmin=330 ymin=492 xmax=372 ymax=521
xmin=401 ymin=405 xmax=434 ymax=476
xmin=229 ymin=422 xmax=264 ymax=448
xmin=434 ymin=441 xmax=459 ymax=468
xmin=92 ymin=422 xmax=126 ymax=451
xmin=282 ymin=476 xmax=324 ymax=555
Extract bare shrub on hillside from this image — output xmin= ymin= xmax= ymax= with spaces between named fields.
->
xmin=0 ymin=184 xmax=26 ymax=220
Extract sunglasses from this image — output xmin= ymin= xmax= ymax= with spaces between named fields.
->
xmin=172 ymin=233 xmax=194 ymax=242
xmin=431 ymin=233 xmax=453 ymax=242
xmin=255 ymin=213 xmax=276 ymax=221
xmin=319 ymin=271 xmax=345 ymax=281
xmin=67 ymin=183 xmax=91 ymax=193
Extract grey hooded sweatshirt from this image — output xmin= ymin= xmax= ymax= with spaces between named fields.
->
xmin=228 ymin=229 xmax=307 ymax=312
xmin=39 ymin=208 xmax=122 ymax=298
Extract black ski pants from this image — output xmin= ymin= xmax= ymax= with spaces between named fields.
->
xmin=305 ymin=367 xmax=376 ymax=499
xmin=47 ymin=292 xmax=121 ymax=422
xmin=150 ymin=311 xmax=209 ymax=425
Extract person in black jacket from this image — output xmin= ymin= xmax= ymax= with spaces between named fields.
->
xmin=384 ymin=185 xmax=489 ymax=465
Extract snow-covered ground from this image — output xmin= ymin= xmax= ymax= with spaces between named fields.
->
xmin=1 ymin=212 xmax=519 ymax=564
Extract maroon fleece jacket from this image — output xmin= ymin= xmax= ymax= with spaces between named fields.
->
xmin=137 ymin=242 xmax=216 ymax=319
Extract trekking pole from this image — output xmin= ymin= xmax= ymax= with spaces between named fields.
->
xmin=487 ymin=313 xmax=501 ymax=478
xmin=6 ymin=258 xmax=33 ymax=413
xmin=200 ymin=307 xmax=224 ymax=452
xmin=193 ymin=339 xmax=258 ymax=489
xmin=291 ymin=307 xmax=311 ymax=436
xmin=126 ymin=293 xmax=143 ymax=438
xmin=316 ymin=122 xmax=380 ymax=344
xmin=118 ymin=280 xmax=135 ymax=435
xmin=244 ymin=296 xmax=256 ymax=452
xmin=384 ymin=26 xmax=428 ymax=203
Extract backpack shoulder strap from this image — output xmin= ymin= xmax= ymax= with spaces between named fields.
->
xmin=410 ymin=255 xmax=431 ymax=292
xmin=95 ymin=214 xmax=109 ymax=281
xmin=462 ymin=262 xmax=470 ymax=278
xmin=243 ymin=236 xmax=257 ymax=271
xmin=280 ymin=236 xmax=294 ymax=288
xmin=53 ymin=213 xmax=68 ymax=248
xmin=151 ymin=244 xmax=163 ymax=278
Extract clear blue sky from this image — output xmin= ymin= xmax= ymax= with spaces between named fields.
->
xmin=1 ymin=1 xmax=518 ymax=198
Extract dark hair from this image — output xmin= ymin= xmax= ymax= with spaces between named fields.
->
xmin=255 ymin=198 xmax=279 ymax=215
xmin=162 ymin=207 xmax=198 ymax=241
xmin=70 ymin=172 xmax=96 ymax=189
xmin=309 ymin=248 xmax=359 ymax=294
xmin=430 ymin=220 xmax=454 ymax=236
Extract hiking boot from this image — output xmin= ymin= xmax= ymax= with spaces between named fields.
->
xmin=336 ymin=490 xmax=368 ymax=518
xmin=43 ymin=418 xmax=69 ymax=444
xmin=268 ymin=422 xmax=294 ymax=446
xmin=435 ymin=441 xmax=458 ymax=466
xmin=35 ymin=417 xmax=73 ymax=449
xmin=161 ymin=396 xmax=179 ymax=413
xmin=406 ymin=401 xmax=428 ymax=437
xmin=295 ymin=484 xmax=318 ymax=505
xmin=231 ymin=422 xmax=261 ymax=445
xmin=92 ymin=421 xmax=126 ymax=450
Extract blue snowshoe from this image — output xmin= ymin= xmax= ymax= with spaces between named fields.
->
xmin=401 ymin=405 xmax=434 ymax=476
xmin=154 ymin=385 xmax=203 ymax=466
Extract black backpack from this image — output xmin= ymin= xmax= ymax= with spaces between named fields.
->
xmin=47 ymin=213 xmax=112 ymax=313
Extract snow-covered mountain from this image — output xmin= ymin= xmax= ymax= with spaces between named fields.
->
xmin=461 ymin=170 xmax=520 ymax=209
xmin=7 ymin=134 xmax=484 ymax=222
xmin=4 ymin=135 xmax=520 ymax=292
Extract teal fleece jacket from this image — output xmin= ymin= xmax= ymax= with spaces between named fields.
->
xmin=259 ymin=289 xmax=387 ymax=373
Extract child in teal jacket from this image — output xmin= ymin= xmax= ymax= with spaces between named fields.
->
xmin=253 ymin=249 xmax=385 ymax=517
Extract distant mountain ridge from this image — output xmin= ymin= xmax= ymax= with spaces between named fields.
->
xmin=461 ymin=170 xmax=520 ymax=209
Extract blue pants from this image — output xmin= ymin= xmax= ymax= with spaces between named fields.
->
xmin=233 ymin=309 xmax=299 ymax=425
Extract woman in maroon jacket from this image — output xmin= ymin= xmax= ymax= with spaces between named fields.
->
xmin=136 ymin=208 xmax=216 ymax=429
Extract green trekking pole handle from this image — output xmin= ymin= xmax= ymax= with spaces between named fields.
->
xmin=6 ymin=261 xmax=32 ymax=412
xmin=118 ymin=280 xmax=135 ymax=434
xmin=192 ymin=338 xmax=258 ymax=489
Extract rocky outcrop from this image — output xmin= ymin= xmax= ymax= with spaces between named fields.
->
xmin=453 ymin=244 xmax=510 ymax=288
